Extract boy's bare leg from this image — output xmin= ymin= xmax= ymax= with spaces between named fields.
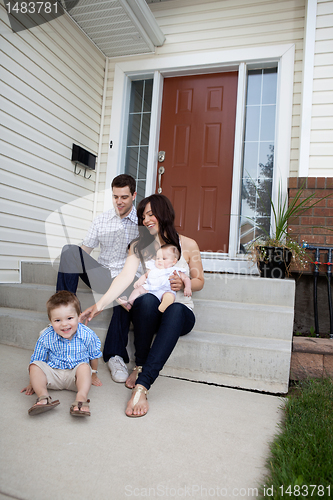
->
xmin=158 ymin=292 xmax=175 ymax=313
xmin=74 ymin=363 xmax=92 ymax=413
xmin=28 ymin=364 xmax=49 ymax=405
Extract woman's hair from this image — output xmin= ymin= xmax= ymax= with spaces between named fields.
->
xmin=132 ymin=194 xmax=181 ymax=262
xmin=46 ymin=290 xmax=80 ymax=320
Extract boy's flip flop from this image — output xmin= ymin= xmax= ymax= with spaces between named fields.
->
xmin=70 ymin=400 xmax=91 ymax=417
xmin=28 ymin=395 xmax=60 ymax=415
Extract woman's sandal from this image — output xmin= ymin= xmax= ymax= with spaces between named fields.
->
xmin=125 ymin=365 xmax=142 ymax=389
xmin=70 ymin=400 xmax=91 ymax=417
xmin=126 ymin=385 xmax=148 ymax=418
xmin=28 ymin=395 xmax=60 ymax=416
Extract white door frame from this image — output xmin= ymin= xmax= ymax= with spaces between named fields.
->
xmin=105 ymin=44 xmax=295 ymax=273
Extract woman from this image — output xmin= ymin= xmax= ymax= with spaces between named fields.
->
xmin=80 ymin=194 xmax=204 ymax=417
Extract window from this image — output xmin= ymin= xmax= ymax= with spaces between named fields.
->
xmin=239 ymin=68 xmax=278 ymax=249
xmin=125 ymin=79 xmax=153 ymax=206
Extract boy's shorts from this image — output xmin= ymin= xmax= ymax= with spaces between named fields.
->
xmin=29 ymin=361 xmax=92 ymax=391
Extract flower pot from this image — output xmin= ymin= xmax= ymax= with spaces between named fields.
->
xmin=258 ymin=246 xmax=292 ymax=279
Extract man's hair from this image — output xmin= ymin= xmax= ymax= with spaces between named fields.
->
xmin=46 ymin=291 xmax=80 ymax=320
xmin=160 ymin=243 xmax=180 ymax=261
xmin=112 ymin=174 xmax=136 ymax=195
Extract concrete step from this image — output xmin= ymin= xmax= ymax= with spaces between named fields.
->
xmin=162 ymin=330 xmax=291 ymax=393
xmin=194 ymin=299 xmax=294 ymax=340
xmin=0 ymin=283 xmax=105 ymax=314
xmin=19 ymin=261 xmax=295 ymax=306
xmin=196 ymin=273 xmax=295 ymax=307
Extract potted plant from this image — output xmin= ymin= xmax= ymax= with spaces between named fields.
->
xmin=244 ymin=179 xmax=332 ymax=279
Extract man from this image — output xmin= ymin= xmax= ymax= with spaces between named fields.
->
xmin=56 ymin=174 xmax=139 ymax=383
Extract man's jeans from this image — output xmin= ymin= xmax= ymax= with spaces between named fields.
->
xmin=56 ymin=244 xmax=131 ymax=363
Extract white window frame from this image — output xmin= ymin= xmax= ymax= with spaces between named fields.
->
xmin=105 ymin=44 xmax=295 ymax=273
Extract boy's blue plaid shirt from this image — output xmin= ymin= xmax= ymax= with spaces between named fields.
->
xmin=30 ymin=323 xmax=102 ymax=369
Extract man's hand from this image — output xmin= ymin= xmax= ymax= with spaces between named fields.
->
xmin=79 ymin=304 xmax=101 ymax=325
xmin=169 ymin=270 xmax=184 ymax=292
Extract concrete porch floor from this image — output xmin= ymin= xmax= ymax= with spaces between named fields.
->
xmin=0 ymin=344 xmax=284 ymax=500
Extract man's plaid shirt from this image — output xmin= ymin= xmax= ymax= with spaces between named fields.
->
xmin=82 ymin=205 xmax=139 ymax=278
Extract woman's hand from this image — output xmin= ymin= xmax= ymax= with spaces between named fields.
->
xmin=169 ymin=271 xmax=184 ymax=292
xmin=79 ymin=304 xmax=102 ymax=325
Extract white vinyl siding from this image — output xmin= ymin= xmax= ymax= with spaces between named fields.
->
xmin=1 ymin=5 xmax=106 ymax=282
xmin=309 ymin=0 xmax=333 ymax=176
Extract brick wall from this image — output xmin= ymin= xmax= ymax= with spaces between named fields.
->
xmin=288 ymin=177 xmax=333 ymax=247
xmin=288 ymin=177 xmax=333 ymax=274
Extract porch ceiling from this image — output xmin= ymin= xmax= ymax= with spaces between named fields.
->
xmin=64 ymin=0 xmax=170 ymax=58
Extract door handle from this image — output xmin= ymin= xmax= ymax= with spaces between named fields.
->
xmin=157 ymin=166 xmax=165 ymax=194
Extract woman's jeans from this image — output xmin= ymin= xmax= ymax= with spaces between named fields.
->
xmin=129 ymin=293 xmax=195 ymax=391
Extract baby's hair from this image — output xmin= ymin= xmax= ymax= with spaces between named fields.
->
xmin=160 ymin=243 xmax=180 ymax=261
xmin=46 ymin=290 xmax=80 ymax=320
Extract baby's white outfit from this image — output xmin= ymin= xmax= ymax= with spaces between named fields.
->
xmin=143 ymin=265 xmax=186 ymax=302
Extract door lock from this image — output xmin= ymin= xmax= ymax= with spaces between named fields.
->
xmin=158 ymin=151 xmax=165 ymax=162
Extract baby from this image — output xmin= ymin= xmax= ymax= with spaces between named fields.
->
xmin=118 ymin=244 xmax=191 ymax=313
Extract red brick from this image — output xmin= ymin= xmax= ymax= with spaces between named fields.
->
xmin=311 ymin=198 xmax=327 ymax=207
xmin=326 ymin=236 xmax=333 ymax=245
xmin=313 ymin=227 xmax=329 ymax=235
xmin=326 ymin=217 xmax=333 ymax=227
xmin=288 ymin=177 xmax=298 ymax=188
xmin=316 ymin=178 xmax=326 ymax=188
xmin=328 ymin=200 xmax=333 ymax=208
xmin=307 ymin=177 xmax=316 ymax=188
xmin=313 ymin=207 xmax=329 ymax=216
xmin=288 ymin=225 xmax=302 ymax=234
xmin=301 ymin=235 xmax=325 ymax=244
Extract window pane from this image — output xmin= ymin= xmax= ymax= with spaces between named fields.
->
xmin=259 ymin=143 xmax=274 ymax=179
xmin=126 ymin=147 xmax=139 ymax=178
xmin=130 ymin=81 xmax=143 ymax=113
xmin=139 ymin=147 xmax=148 ymax=179
xmin=141 ymin=114 xmax=151 ymax=145
xmin=246 ymin=70 xmax=262 ymax=105
xmin=260 ymin=105 xmax=276 ymax=141
xmin=244 ymin=105 xmax=260 ymax=141
xmin=143 ymin=79 xmax=153 ymax=112
xmin=243 ymin=142 xmax=259 ymax=179
xmin=262 ymin=68 xmax=278 ymax=105
xmin=127 ymin=114 xmax=141 ymax=146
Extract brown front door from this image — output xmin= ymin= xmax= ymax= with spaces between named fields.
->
xmin=157 ymin=72 xmax=238 ymax=252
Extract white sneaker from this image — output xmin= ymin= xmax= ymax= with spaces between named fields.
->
xmin=108 ymin=356 xmax=129 ymax=383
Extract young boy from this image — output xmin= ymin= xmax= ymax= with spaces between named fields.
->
xmin=22 ymin=291 xmax=102 ymax=417
xmin=117 ymin=244 xmax=192 ymax=313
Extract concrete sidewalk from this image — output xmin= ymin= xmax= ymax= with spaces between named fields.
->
xmin=0 ymin=344 xmax=284 ymax=500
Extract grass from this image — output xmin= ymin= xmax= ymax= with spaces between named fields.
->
xmin=259 ymin=378 xmax=333 ymax=499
